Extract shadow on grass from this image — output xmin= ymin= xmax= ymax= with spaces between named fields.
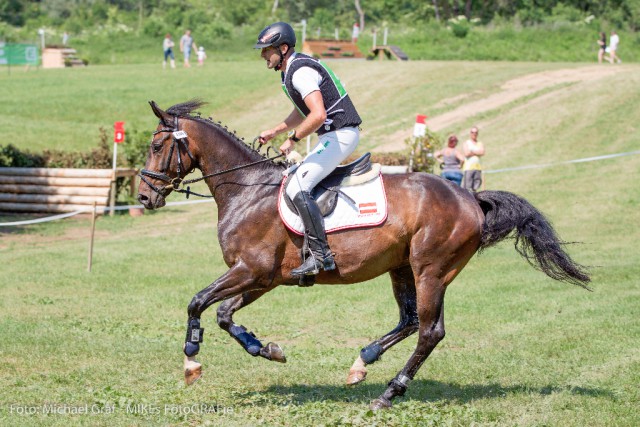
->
xmin=238 ymin=380 xmax=614 ymax=406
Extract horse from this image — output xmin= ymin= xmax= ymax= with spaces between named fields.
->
xmin=137 ymin=100 xmax=590 ymax=410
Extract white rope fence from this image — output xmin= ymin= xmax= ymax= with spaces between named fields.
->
xmin=1 ymin=149 xmax=639 ymax=227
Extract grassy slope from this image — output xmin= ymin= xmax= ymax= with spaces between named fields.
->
xmin=0 ymin=61 xmax=639 ymax=426
xmin=1 ymin=60 xmax=577 ymax=154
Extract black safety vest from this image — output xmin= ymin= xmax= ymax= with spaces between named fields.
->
xmin=281 ymin=53 xmax=362 ymax=135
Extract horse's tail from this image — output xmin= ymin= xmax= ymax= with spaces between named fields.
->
xmin=474 ymin=190 xmax=591 ymax=289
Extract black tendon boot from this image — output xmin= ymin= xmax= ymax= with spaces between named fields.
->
xmin=291 ymin=191 xmax=335 ymax=276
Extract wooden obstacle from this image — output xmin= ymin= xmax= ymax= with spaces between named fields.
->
xmin=41 ymin=46 xmax=85 ymax=68
xmin=370 ymin=45 xmax=409 ymax=61
xmin=302 ymin=39 xmax=364 ymax=59
xmin=0 ymin=168 xmax=137 ymax=214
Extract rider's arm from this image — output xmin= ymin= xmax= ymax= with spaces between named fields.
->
xmin=295 ymin=90 xmax=326 ymax=139
xmin=277 ymin=91 xmax=325 ymax=154
xmin=259 ymin=109 xmax=304 ymax=143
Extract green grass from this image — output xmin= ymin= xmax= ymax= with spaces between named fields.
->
xmin=0 ymin=60 xmax=593 ymax=155
xmin=1 ymin=60 xmax=639 ymax=426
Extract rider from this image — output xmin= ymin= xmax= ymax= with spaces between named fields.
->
xmin=255 ymin=22 xmax=362 ymax=277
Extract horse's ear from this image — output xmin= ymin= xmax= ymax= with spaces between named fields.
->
xmin=149 ymin=101 xmax=170 ymax=126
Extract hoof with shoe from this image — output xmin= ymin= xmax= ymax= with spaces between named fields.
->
xmin=260 ymin=342 xmax=287 ymax=363
xmin=346 ymin=356 xmax=367 ymax=386
xmin=346 ymin=368 xmax=367 ymax=386
xmin=370 ymin=397 xmax=392 ymax=411
xmin=184 ymin=356 xmax=202 ymax=385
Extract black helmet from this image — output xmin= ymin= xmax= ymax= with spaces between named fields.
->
xmin=254 ymin=22 xmax=296 ymax=49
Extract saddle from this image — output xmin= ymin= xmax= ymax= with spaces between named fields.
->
xmin=283 ymin=153 xmax=380 ymax=217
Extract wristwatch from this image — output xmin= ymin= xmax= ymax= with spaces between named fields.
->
xmin=287 ymin=129 xmax=300 ymax=142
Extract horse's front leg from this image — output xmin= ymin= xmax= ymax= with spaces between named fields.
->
xmin=216 ymin=291 xmax=286 ymax=363
xmin=183 ymin=261 xmax=271 ymax=385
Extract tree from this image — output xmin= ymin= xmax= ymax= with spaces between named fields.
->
xmin=354 ymin=0 xmax=365 ymax=31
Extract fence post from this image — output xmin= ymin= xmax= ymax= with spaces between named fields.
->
xmin=88 ymin=202 xmax=97 ymax=272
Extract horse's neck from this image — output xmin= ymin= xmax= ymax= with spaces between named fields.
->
xmin=197 ymin=126 xmax=282 ymax=209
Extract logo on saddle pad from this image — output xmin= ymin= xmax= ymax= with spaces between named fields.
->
xmin=278 ymin=167 xmax=388 ymax=236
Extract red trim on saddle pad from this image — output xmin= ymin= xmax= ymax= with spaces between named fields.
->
xmin=277 ymin=175 xmax=388 ymax=236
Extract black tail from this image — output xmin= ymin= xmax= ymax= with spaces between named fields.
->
xmin=475 ymin=190 xmax=591 ymax=289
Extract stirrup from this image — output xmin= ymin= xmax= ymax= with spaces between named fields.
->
xmin=291 ymin=256 xmax=322 ymax=277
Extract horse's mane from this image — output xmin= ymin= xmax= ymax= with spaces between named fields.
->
xmin=166 ymin=99 xmax=286 ymax=169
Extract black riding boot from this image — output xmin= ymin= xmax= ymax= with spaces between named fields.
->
xmin=290 ymin=191 xmax=335 ymax=277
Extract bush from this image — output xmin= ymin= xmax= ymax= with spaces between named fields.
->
xmin=448 ymin=16 xmax=471 ymax=38
xmin=0 ymin=127 xmax=112 ymax=168
xmin=405 ymin=127 xmax=442 ymax=173
xmin=0 ymin=144 xmax=45 ymax=167
xmin=122 ymin=127 xmax=151 ymax=169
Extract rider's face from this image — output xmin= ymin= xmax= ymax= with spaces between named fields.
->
xmin=261 ymin=46 xmax=281 ymax=69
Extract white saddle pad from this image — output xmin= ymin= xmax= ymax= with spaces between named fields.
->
xmin=278 ymin=173 xmax=388 ymax=235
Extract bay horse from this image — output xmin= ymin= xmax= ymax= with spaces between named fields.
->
xmin=137 ymin=100 xmax=590 ymax=410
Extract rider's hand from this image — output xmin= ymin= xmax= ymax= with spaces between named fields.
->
xmin=279 ymin=138 xmax=296 ymax=155
xmin=258 ymin=130 xmax=276 ymax=145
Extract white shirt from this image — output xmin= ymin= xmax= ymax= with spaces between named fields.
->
xmin=610 ymin=34 xmax=619 ymax=50
xmin=285 ymin=54 xmax=322 ymax=100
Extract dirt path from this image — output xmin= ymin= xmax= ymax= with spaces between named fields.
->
xmin=375 ymin=65 xmax=624 ymax=152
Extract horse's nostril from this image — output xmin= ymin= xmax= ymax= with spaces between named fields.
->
xmin=138 ymin=194 xmax=148 ymax=203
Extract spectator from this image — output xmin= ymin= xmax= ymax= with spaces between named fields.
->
xmin=435 ymin=135 xmax=465 ymax=186
xmin=62 ymin=31 xmax=69 ymax=46
xmin=180 ymin=30 xmax=197 ymax=68
xmin=609 ymin=31 xmax=621 ymax=64
xmin=197 ymin=46 xmax=207 ymax=66
xmin=163 ymin=33 xmax=176 ymax=69
xmin=352 ymin=23 xmax=360 ymax=43
xmin=462 ymin=126 xmax=485 ymax=192
xmin=597 ymin=32 xmax=606 ymax=64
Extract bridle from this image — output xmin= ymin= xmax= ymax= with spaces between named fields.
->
xmin=139 ymin=115 xmax=284 ymax=199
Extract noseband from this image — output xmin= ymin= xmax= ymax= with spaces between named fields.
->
xmin=140 ymin=115 xmax=284 ymax=199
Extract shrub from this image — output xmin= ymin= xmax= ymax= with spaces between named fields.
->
xmin=405 ymin=127 xmax=442 ymax=173
xmin=449 ymin=16 xmax=471 ymax=38
xmin=0 ymin=127 xmax=112 ymax=168
xmin=122 ymin=127 xmax=151 ymax=169
xmin=0 ymin=144 xmax=45 ymax=167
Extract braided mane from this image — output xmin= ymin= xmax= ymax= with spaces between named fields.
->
xmin=166 ymin=99 xmax=287 ymax=168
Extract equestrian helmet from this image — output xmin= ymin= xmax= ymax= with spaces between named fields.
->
xmin=254 ymin=22 xmax=296 ymax=49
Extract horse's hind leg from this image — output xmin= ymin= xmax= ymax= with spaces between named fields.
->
xmin=216 ymin=291 xmax=286 ymax=363
xmin=371 ymin=275 xmax=447 ymax=410
xmin=347 ymin=266 xmax=418 ymax=386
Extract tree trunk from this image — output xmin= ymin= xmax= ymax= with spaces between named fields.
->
xmin=272 ymin=0 xmax=278 ymax=14
xmin=354 ymin=0 xmax=365 ymax=31
xmin=432 ymin=0 xmax=441 ymax=22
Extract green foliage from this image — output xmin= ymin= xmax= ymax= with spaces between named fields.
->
xmin=121 ymin=127 xmax=151 ymax=169
xmin=0 ymin=128 xmax=112 ymax=168
xmin=448 ymin=15 xmax=473 ymax=38
xmin=405 ymin=128 xmax=442 ymax=173
xmin=0 ymin=144 xmax=45 ymax=167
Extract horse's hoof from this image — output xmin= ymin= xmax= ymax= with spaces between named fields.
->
xmin=184 ymin=358 xmax=202 ymax=385
xmin=346 ymin=369 xmax=367 ymax=386
xmin=260 ymin=342 xmax=287 ymax=363
xmin=370 ymin=397 xmax=392 ymax=411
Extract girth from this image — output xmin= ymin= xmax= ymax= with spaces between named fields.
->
xmin=284 ymin=153 xmax=375 ymax=217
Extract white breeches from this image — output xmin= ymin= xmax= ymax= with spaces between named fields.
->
xmin=285 ymin=127 xmax=359 ymax=199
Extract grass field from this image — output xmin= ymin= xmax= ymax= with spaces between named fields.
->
xmin=1 ymin=60 xmax=639 ymax=426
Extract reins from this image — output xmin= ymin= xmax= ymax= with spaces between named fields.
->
xmin=139 ymin=116 xmax=284 ymax=199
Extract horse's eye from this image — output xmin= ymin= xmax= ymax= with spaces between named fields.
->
xmin=152 ymin=142 xmax=163 ymax=153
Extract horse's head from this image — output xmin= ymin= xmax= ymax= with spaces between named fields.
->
xmin=137 ymin=101 xmax=201 ymax=209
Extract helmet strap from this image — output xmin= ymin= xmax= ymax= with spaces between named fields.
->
xmin=274 ymin=45 xmax=291 ymax=72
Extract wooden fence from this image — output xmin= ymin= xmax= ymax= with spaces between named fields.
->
xmin=0 ymin=168 xmax=137 ymax=214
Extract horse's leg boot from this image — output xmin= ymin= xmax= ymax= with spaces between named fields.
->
xmin=291 ymin=191 xmax=335 ymax=277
